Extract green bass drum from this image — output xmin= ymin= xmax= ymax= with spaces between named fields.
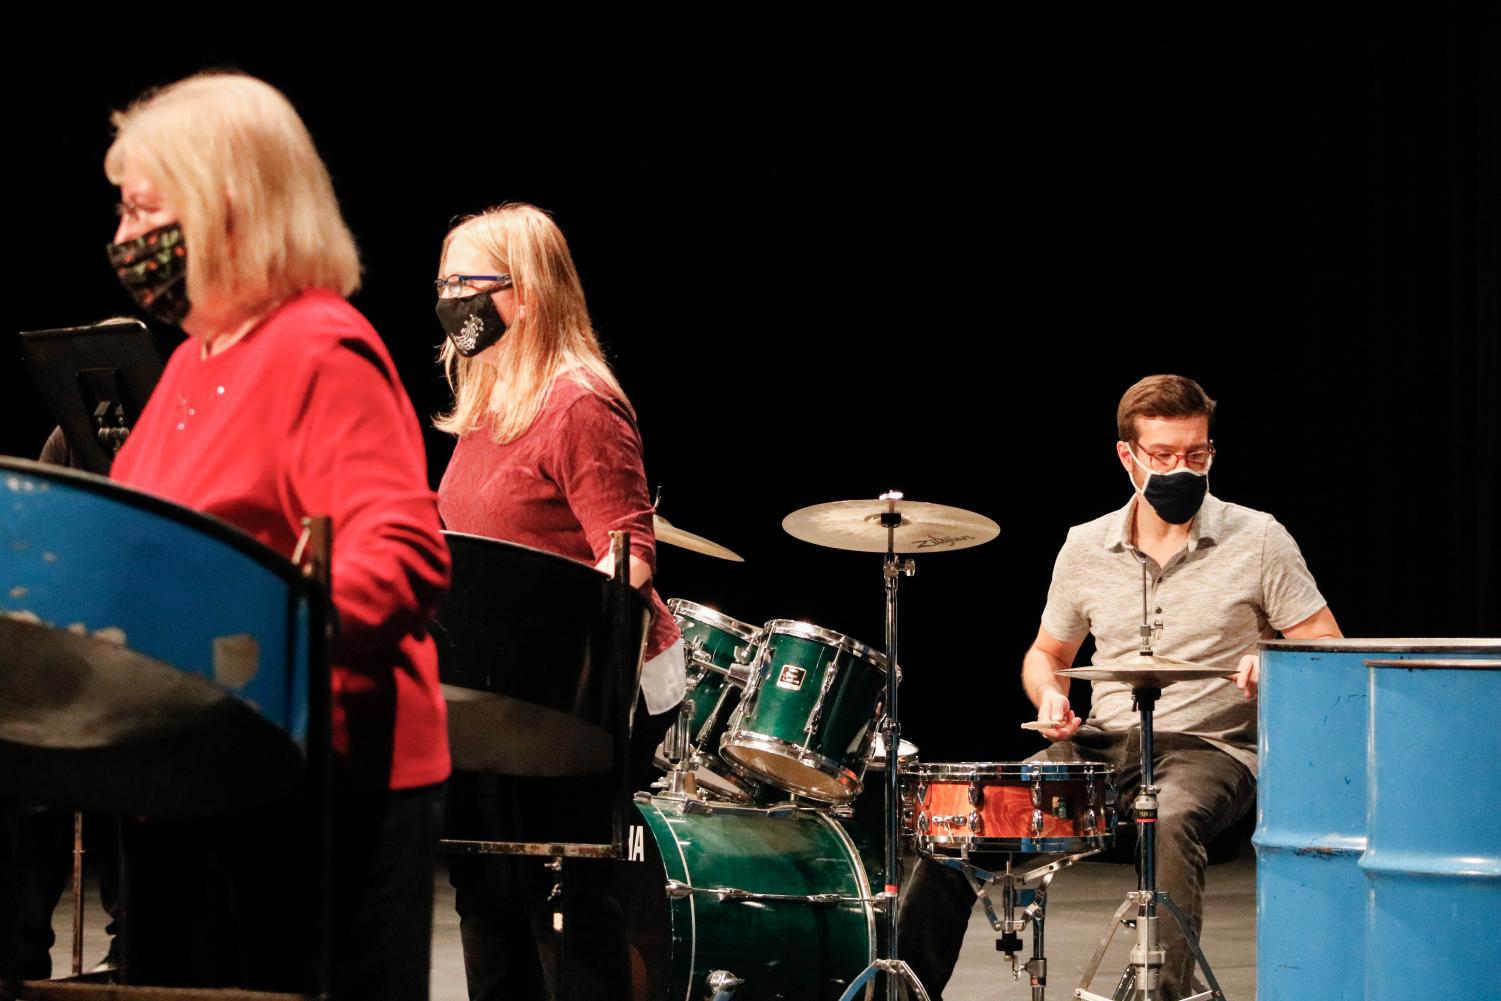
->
xmin=620 ymin=794 xmax=875 ymax=1000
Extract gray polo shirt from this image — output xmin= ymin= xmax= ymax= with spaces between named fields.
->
xmin=1040 ymin=492 xmax=1327 ymax=775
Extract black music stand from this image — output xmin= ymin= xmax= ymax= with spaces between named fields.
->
xmin=18 ymin=319 xmax=165 ymax=474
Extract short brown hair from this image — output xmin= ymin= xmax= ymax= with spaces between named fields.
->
xmin=1116 ymin=375 xmax=1217 ymax=441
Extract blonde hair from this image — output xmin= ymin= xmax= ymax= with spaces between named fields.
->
xmin=434 ymin=203 xmax=631 ymax=443
xmin=105 ymin=72 xmax=360 ymax=321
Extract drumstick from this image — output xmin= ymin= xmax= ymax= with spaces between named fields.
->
xmin=1019 ymin=719 xmax=1067 ymax=732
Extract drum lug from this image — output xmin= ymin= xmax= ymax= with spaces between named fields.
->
xmin=1030 ymin=809 xmax=1045 ymax=838
xmin=803 ymin=659 xmax=841 ymax=739
xmin=968 ymin=781 xmax=985 ymax=807
xmin=970 ymin=810 xmax=985 ymax=836
xmin=917 ymin=811 xmax=930 ymax=834
xmin=707 ymin=970 xmax=743 ymax=1001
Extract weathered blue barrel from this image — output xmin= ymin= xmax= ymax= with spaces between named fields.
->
xmin=1361 ymin=646 xmax=1501 ymax=1001
xmin=1255 ymin=639 xmax=1374 ymax=1001
xmin=1255 ymin=639 xmax=1501 ymax=1001
xmin=0 ymin=457 xmax=317 ymax=817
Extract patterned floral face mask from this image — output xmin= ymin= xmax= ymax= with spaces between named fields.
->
xmin=106 ymin=222 xmax=189 ymax=325
xmin=435 ymin=290 xmax=508 ymax=357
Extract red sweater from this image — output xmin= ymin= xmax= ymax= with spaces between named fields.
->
xmin=110 ymin=289 xmax=451 ymax=790
xmin=437 ymin=377 xmax=680 ymax=666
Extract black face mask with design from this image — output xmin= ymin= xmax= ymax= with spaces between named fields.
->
xmin=106 ymin=222 xmax=190 ymax=326
xmin=435 ymin=291 xmax=508 ymax=356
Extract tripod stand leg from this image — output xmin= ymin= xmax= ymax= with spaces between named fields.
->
xmin=1156 ymin=892 xmax=1226 ymax=1001
xmin=838 ymin=957 xmax=935 ymax=1001
xmin=1108 ymin=962 xmax=1137 ymax=1001
xmin=1075 ymin=895 xmax=1136 ymax=994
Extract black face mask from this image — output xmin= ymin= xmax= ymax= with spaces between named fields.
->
xmin=106 ymin=222 xmax=190 ymax=326
xmin=1133 ymin=461 xmax=1209 ymax=525
xmin=436 ymin=291 xmax=508 ymax=356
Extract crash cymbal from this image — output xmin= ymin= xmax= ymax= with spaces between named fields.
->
xmin=653 ymin=514 xmax=744 ymax=562
xmin=1060 ymin=653 xmax=1234 ymax=686
xmin=781 ymin=495 xmax=999 ymax=554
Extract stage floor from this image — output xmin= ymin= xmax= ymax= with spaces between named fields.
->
xmin=49 ymin=842 xmax=1256 ymax=999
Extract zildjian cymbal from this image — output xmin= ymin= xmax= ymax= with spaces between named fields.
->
xmin=781 ymin=495 xmax=999 ymax=554
xmin=1060 ymin=653 xmax=1235 ymax=686
xmin=653 ymin=514 xmax=745 ymax=562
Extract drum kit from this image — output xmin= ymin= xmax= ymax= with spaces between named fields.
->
xmin=643 ymin=494 xmax=1236 ymax=1001
xmin=0 ymin=462 xmax=1236 ymax=1000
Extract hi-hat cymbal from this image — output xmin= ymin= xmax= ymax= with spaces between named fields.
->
xmin=1060 ymin=653 xmax=1234 ymax=687
xmin=653 ymin=514 xmax=744 ymax=562
xmin=782 ymin=496 xmax=999 ymax=554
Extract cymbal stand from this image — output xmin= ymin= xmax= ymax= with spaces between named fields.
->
xmin=1073 ymin=685 xmax=1225 ymax=1001
xmin=838 ymin=492 xmax=929 ymax=1001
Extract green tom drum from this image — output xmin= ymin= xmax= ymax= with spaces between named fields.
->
xmin=667 ymin=599 xmax=759 ymax=746
xmin=656 ymin=600 xmax=765 ymax=802
xmin=721 ymin=619 xmax=889 ymax=803
xmin=618 ymin=794 xmax=875 ymax=1001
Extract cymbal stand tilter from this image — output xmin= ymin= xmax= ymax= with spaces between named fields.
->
xmin=838 ymin=492 xmax=931 ymax=1001
xmin=1075 ymin=559 xmax=1226 ymax=1001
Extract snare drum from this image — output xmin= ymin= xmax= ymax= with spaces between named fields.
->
xmin=721 ymin=619 xmax=888 ymax=802
xmin=910 ymin=761 xmax=1115 ymax=855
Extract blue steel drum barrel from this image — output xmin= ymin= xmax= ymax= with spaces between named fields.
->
xmin=431 ymin=531 xmax=649 ymax=779
xmin=1362 ymin=649 xmax=1501 ymax=1001
xmin=0 ymin=457 xmax=316 ymax=818
xmin=1255 ymin=640 xmax=1373 ymax=1001
xmin=1255 ymin=639 xmax=1500 ymax=1001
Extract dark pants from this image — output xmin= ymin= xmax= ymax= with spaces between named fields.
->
xmin=120 ymin=777 xmax=443 ymax=1001
xmin=0 ymin=807 xmax=120 ymax=982
xmin=897 ymin=728 xmax=1254 ymax=1001
xmin=446 ymin=697 xmax=676 ymax=1001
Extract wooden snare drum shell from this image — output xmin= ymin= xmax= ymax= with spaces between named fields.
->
xmin=910 ymin=762 xmax=1115 ymax=855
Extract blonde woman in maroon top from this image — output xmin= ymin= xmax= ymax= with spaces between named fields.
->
xmin=433 ymin=203 xmax=685 ymax=1000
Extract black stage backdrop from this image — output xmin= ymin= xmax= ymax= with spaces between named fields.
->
xmin=4 ymin=25 xmax=1496 ymax=763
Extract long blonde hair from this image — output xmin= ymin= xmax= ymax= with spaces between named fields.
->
xmin=105 ymin=72 xmax=361 ymax=322
xmin=434 ymin=204 xmax=630 ymax=443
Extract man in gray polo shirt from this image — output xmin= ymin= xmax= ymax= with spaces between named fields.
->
xmin=899 ymin=375 xmax=1341 ymax=1001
